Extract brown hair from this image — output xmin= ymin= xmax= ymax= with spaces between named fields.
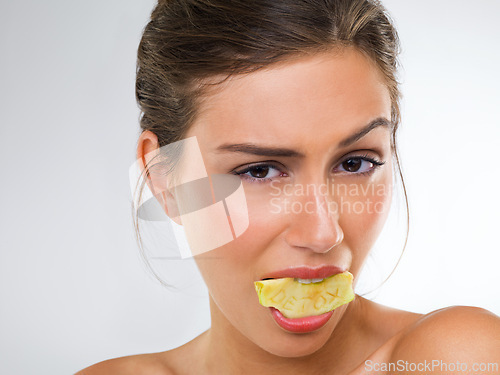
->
xmin=133 ymin=0 xmax=409 ymax=288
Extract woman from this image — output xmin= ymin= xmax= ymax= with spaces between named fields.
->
xmin=78 ymin=0 xmax=500 ymax=373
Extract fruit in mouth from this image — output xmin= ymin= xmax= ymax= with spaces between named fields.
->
xmin=254 ymin=271 xmax=355 ymax=319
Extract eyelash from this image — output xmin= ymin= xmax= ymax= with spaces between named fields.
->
xmin=232 ymin=162 xmax=287 ymax=183
xmin=335 ymin=153 xmax=386 ymax=177
xmin=232 ymin=154 xmax=385 ymax=183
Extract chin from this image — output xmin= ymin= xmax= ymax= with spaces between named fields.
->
xmin=255 ymin=323 xmax=336 ymax=358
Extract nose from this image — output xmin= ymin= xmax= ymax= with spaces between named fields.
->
xmin=283 ymin=189 xmax=344 ymax=254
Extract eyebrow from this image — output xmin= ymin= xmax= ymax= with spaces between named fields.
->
xmin=215 ymin=117 xmax=391 ymax=157
xmin=338 ymin=117 xmax=391 ymax=148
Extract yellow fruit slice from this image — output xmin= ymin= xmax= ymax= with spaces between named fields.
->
xmin=254 ymin=271 xmax=355 ymax=319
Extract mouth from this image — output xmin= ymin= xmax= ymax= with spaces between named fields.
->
xmin=255 ymin=268 xmax=355 ymax=333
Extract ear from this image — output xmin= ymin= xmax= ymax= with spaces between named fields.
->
xmin=136 ymin=130 xmax=182 ymax=225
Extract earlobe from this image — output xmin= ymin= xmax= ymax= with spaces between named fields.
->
xmin=161 ymin=190 xmax=182 ymax=226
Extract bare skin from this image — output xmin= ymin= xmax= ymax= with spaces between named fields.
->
xmin=77 ymin=301 xmax=499 ymax=375
xmin=77 ymin=48 xmax=500 ymax=375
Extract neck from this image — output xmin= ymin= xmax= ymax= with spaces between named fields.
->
xmin=202 ymin=296 xmax=373 ymax=375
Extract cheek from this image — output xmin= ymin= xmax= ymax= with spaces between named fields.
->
xmin=337 ymin=171 xmax=393 ymax=264
xmin=193 ymin=192 xmax=283 ymax=294
xmin=192 ymin=195 xmax=286 ymax=338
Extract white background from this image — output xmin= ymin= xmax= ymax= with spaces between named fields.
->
xmin=1 ymin=0 xmax=499 ymax=374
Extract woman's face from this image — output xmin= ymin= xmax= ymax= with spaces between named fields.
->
xmin=182 ymin=47 xmax=393 ymax=356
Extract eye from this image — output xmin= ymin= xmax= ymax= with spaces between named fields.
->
xmin=233 ymin=163 xmax=286 ymax=183
xmin=334 ymin=155 xmax=385 ymax=176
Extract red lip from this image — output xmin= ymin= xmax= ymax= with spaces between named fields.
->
xmin=270 ymin=307 xmax=334 ymax=333
xmin=260 ymin=265 xmax=346 ymax=280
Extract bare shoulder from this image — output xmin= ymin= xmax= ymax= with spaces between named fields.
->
xmin=76 ymin=330 xmax=209 ymax=375
xmin=75 ymin=352 xmax=174 ymax=375
xmin=390 ymin=306 xmax=500 ymax=373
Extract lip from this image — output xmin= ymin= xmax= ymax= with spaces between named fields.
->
xmin=260 ymin=265 xmax=346 ymax=280
xmin=269 ymin=307 xmax=334 ymax=333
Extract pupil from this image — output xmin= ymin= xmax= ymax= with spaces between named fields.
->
xmin=250 ymin=166 xmax=269 ymax=178
xmin=343 ymin=158 xmax=362 ymax=172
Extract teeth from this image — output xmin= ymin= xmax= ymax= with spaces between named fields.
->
xmin=296 ymin=278 xmax=325 ymax=284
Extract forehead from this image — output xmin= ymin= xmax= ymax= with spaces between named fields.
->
xmin=188 ymin=47 xmax=391 ymax=151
